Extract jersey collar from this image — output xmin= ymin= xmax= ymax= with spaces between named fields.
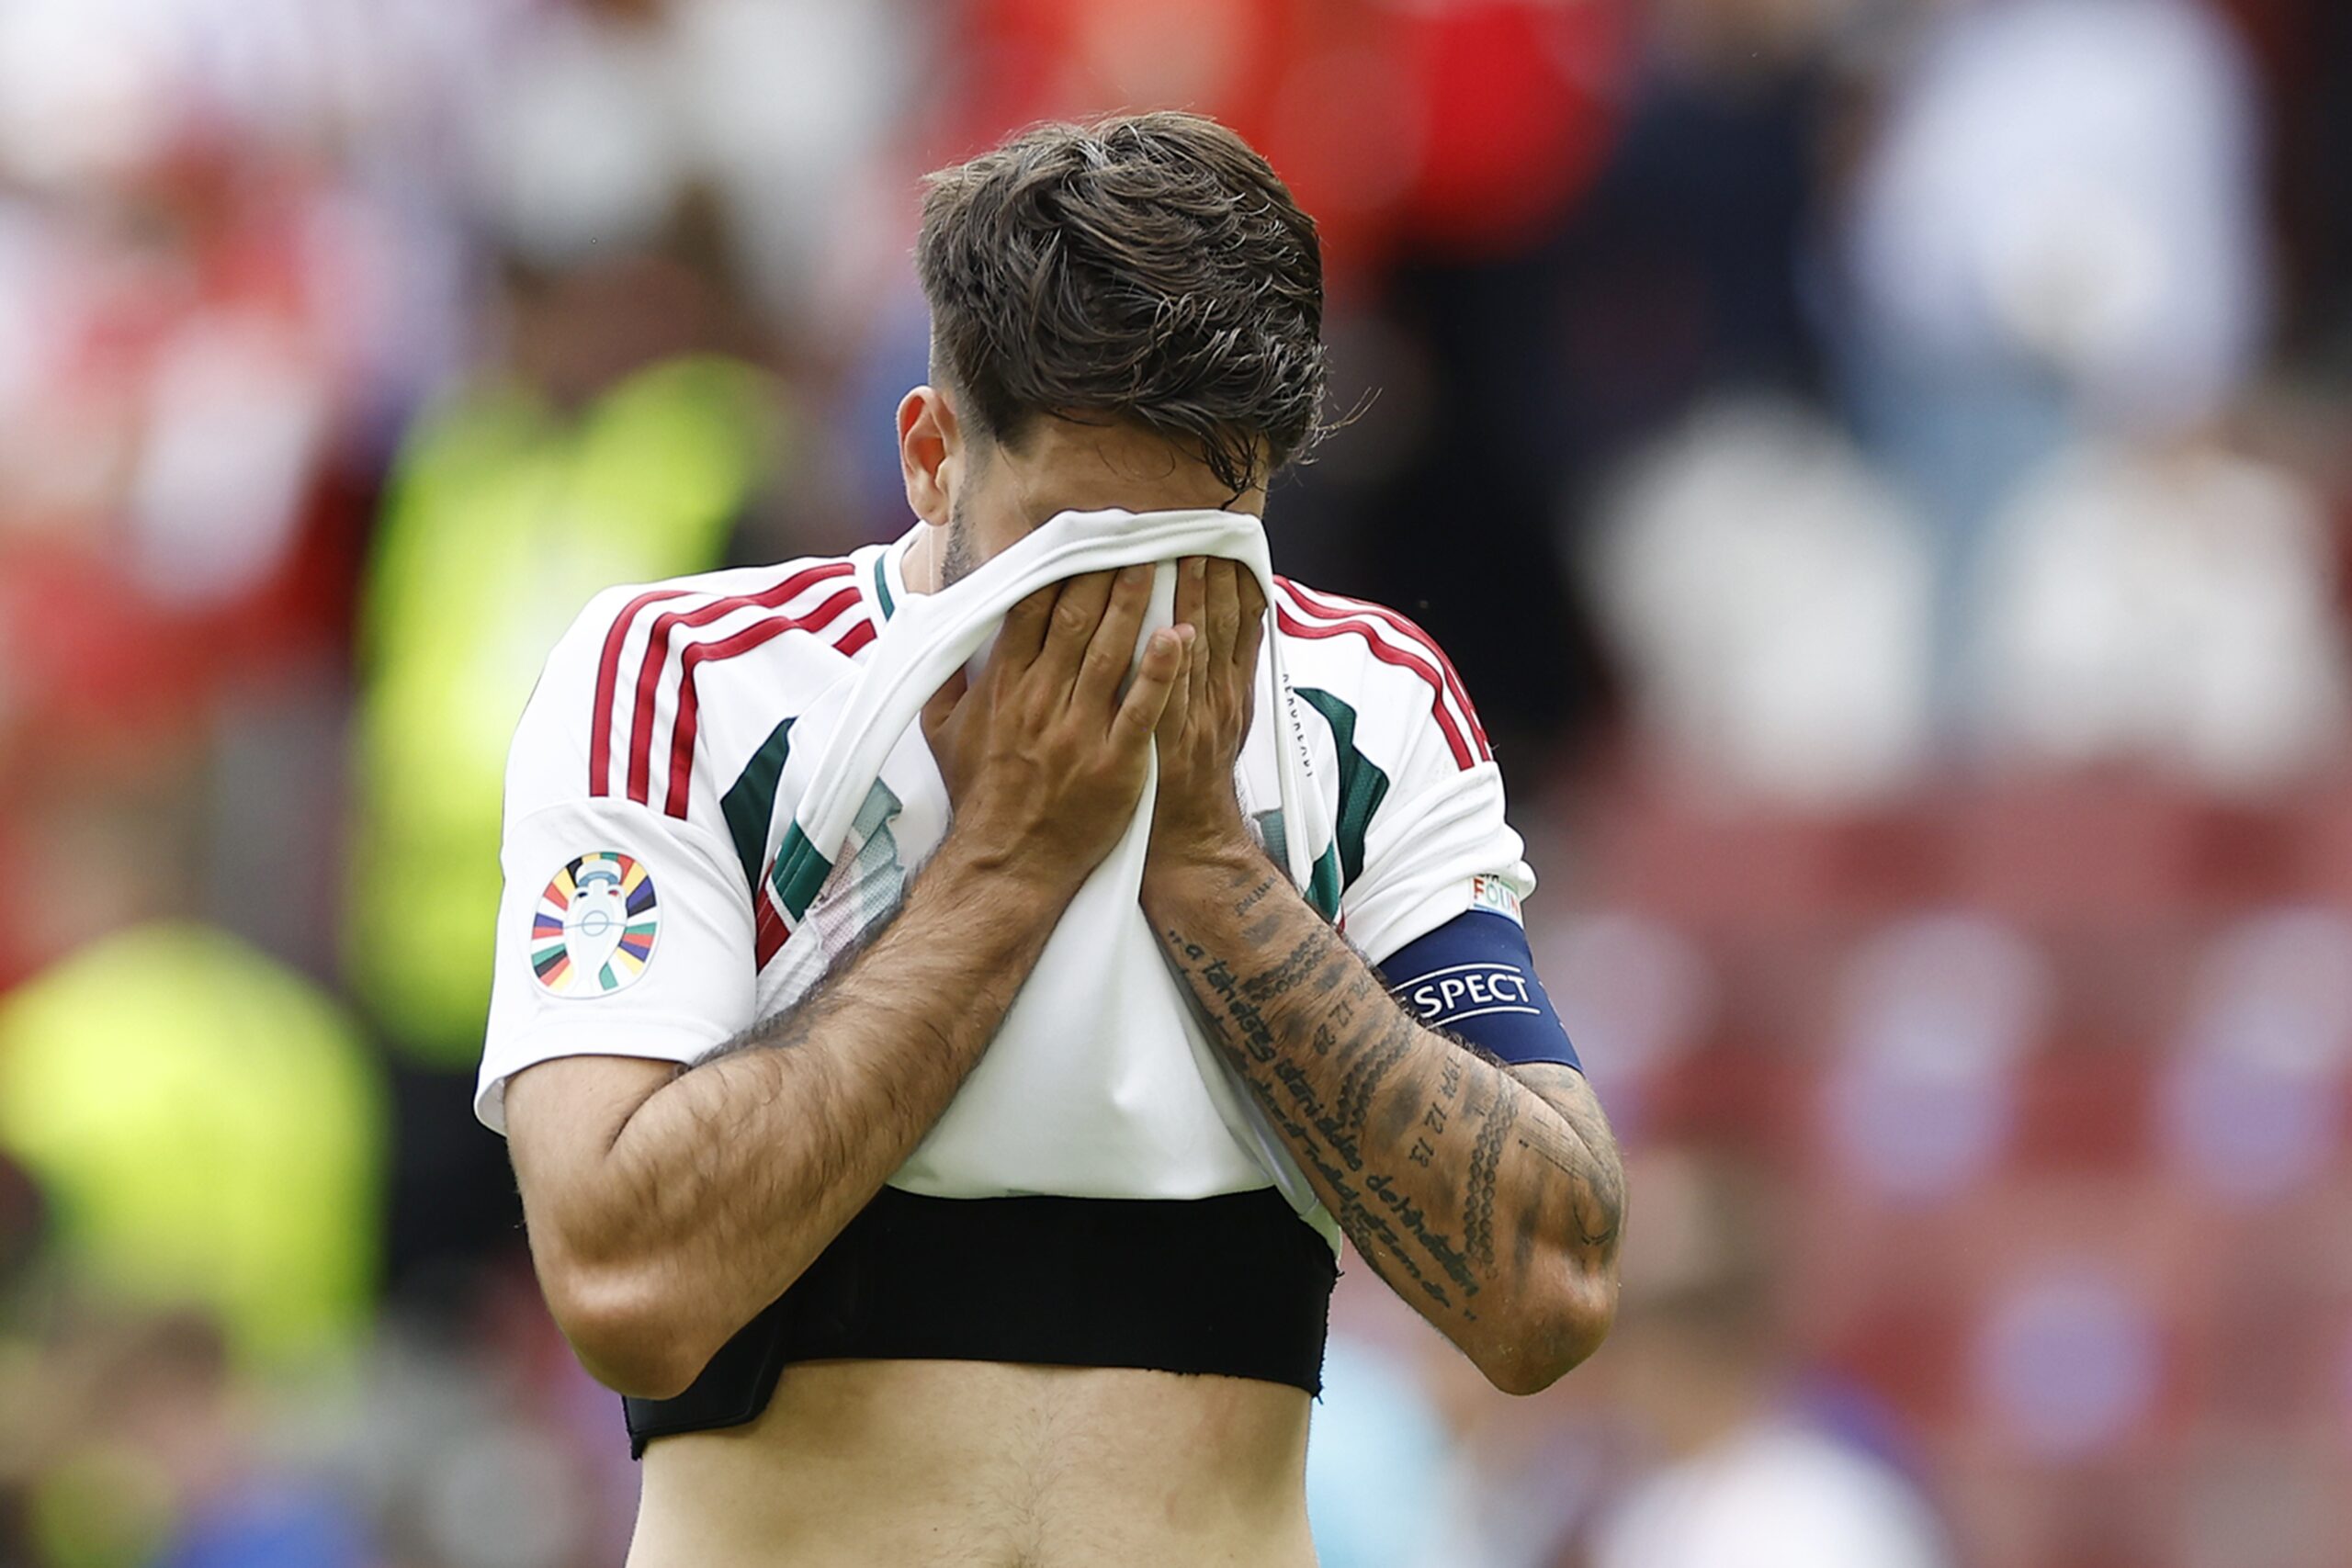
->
xmin=870 ymin=528 xmax=917 ymax=623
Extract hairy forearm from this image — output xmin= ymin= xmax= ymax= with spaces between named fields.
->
xmin=569 ymin=840 xmax=1069 ymax=1375
xmin=1147 ymin=841 xmax=1623 ymax=1392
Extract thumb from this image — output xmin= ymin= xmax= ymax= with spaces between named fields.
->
xmin=921 ymin=667 xmax=969 ymax=745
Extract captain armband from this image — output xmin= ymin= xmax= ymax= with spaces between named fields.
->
xmin=1374 ymin=908 xmax=1581 ymax=1072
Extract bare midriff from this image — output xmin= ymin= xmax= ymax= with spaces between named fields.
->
xmin=627 ymin=1359 xmax=1317 ymax=1568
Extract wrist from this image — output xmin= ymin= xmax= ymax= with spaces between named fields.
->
xmin=928 ymin=824 xmax=1091 ymax=917
xmin=1140 ymin=823 xmax=1270 ymax=913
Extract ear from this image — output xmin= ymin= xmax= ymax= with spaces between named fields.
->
xmin=898 ymin=385 xmax=961 ymax=528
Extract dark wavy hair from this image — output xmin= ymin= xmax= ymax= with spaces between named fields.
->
xmin=915 ymin=111 xmax=1329 ymax=497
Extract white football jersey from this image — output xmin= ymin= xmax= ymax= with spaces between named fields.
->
xmin=479 ymin=528 xmax=1534 ymax=1207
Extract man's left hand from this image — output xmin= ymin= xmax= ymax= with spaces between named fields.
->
xmin=1145 ymin=556 xmax=1268 ymax=887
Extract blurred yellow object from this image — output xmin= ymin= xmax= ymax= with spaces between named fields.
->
xmin=0 ymin=924 xmax=382 ymax=1370
xmin=26 ymin=1443 xmax=175 ymax=1568
xmin=349 ymin=355 xmax=770 ymax=1061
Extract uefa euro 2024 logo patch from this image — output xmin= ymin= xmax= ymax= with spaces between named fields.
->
xmin=533 ymin=852 xmax=659 ymax=997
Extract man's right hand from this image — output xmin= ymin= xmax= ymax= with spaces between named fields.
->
xmin=921 ymin=564 xmax=1192 ymax=896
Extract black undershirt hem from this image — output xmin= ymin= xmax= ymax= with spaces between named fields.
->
xmin=623 ymin=1185 xmax=1338 ymax=1457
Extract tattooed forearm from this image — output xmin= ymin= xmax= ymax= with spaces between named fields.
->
xmin=1511 ymin=1068 xmax=1624 ymax=1251
xmin=1464 ymin=1087 xmax=1519 ymax=1269
xmin=1233 ymin=874 xmax=1280 ymax=919
xmin=1148 ymin=845 xmax=1623 ymax=1389
xmin=1239 ymin=933 xmax=1337 ymax=1008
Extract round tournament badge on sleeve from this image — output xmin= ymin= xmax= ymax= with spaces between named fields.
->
xmin=532 ymin=852 xmax=659 ymax=997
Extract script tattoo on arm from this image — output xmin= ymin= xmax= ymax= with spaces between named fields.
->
xmin=1151 ymin=853 xmax=1623 ymax=1387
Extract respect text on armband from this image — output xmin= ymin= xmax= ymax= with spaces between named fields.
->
xmin=1389 ymin=963 xmax=1540 ymax=1027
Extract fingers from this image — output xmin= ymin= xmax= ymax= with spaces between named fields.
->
xmin=1074 ymin=564 xmax=1154 ymax=711
xmin=1234 ymin=569 xmax=1268 ymax=675
xmin=1155 ymin=617 xmax=1193 ymax=745
xmin=984 ymin=558 xmax=1254 ymax=742
xmin=1035 ymin=569 xmax=1118 ymax=682
xmin=1115 ymin=625 xmax=1192 ymax=743
xmin=990 ymin=560 xmax=1256 ymax=682
xmin=1180 ymin=557 xmax=1210 ymax=708
xmin=1174 ymin=554 xmax=1205 ymax=639
xmin=997 ymin=581 xmax=1061 ymax=668
xmin=1204 ymin=559 xmax=1244 ymax=666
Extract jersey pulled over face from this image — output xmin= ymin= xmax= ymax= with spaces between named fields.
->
xmin=478 ymin=534 xmax=1574 ymax=1190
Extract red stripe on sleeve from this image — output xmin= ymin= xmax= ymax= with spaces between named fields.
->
xmin=661 ymin=588 xmax=865 ymax=817
xmin=626 ymin=561 xmax=855 ymax=805
xmin=1273 ymin=606 xmax=1476 ymax=770
xmin=1278 ymin=579 xmax=1491 ymax=760
xmin=591 ymin=590 xmax=691 ymax=795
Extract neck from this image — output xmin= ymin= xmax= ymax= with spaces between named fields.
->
xmin=903 ymin=525 xmax=944 ymax=595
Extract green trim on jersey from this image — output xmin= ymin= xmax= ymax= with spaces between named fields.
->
xmin=872 ymin=550 xmax=896 ymax=621
xmin=769 ymin=782 xmax=902 ymax=927
xmin=1253 ymin=807 xmax=1345 ymax=923
xmin=1307 ymin=845 xmax=1342 ymax=921
xmin=771 ymin=822 xmax=834 ymax=920
xmin=1295 ymin=686 xmax=1390 ymax=888
xmin=720 ymin=717 xmax=797 ymax=893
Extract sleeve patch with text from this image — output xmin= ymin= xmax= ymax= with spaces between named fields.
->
xmin=1376 ymin=908 xmax=1578 ymax=1071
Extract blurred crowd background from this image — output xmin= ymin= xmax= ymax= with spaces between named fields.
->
xmin=0 ymin=0 xmax=2346 ymax=1564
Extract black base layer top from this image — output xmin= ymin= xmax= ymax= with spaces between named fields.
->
xmin=623 ymin=1183 xmax=1339 ymax=1456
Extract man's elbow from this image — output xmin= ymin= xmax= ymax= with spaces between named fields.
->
xmin=542 ymin=1262 xmax=714 ymax=1401
xmin=1477 ymin=1270 xmax=1619 ymax=1396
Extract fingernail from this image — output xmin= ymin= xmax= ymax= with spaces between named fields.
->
xmin=1123 ymin=564 xmax=1148 ymax=585
xmin=1189 ymin=558 xmax=1207 ymax=581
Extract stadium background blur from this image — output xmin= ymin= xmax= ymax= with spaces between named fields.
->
xmin=0 ymin=0 xmax=2347 ymax=1564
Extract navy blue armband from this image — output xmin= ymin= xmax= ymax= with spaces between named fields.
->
xmin=1374 ymin=909 xmax=1580 ymax=1071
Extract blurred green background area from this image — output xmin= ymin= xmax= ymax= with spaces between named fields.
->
xmin=0 ymin=2 xmax=2349 ymax=1566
